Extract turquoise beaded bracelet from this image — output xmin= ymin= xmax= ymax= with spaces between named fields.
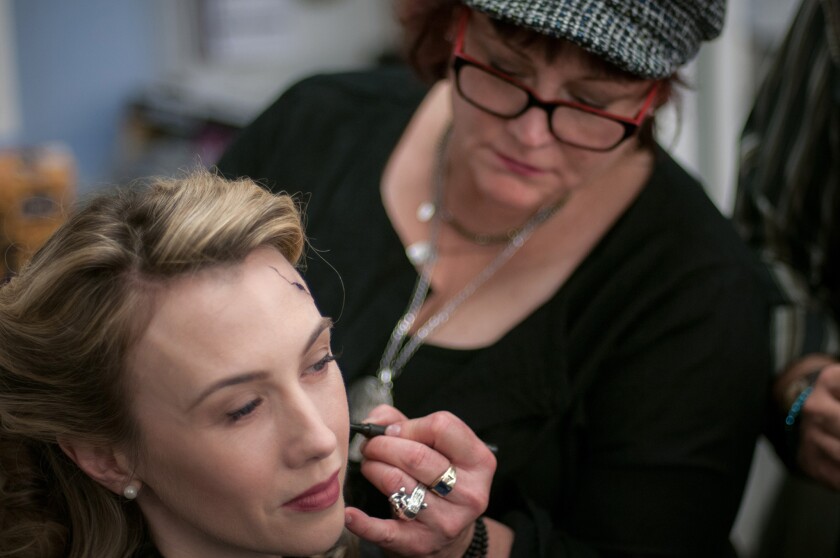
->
xmin=784 ymin=368 xmax=823 ymax=430
xmin=785 ymin=385 xmax=814 ymax=429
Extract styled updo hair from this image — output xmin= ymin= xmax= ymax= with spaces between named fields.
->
xmin=0 ymin=169 xmax=305 ymax=557
xmin=394 ymin=0 xmax=680 ymax=149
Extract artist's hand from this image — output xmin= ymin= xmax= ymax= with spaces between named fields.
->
xmin=344 ymin=405 xmax=512 ymax=557
xmin=797 ymin=363 xmax=840 ymax=490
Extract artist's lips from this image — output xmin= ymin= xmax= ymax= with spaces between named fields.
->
xmin=282 ymin=470 xmax=341 ymax=512
xmin=496 ymin=152 xmax=545 ymax=177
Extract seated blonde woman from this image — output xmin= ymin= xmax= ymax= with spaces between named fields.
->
xmin=0 ymin=170 xmax=500 ymax=558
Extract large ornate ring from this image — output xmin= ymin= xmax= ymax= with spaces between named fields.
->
xmin=389 ymin=484 xmax=429 ymax=521
xmin=429 ymin=465 xmax=457 ymax=497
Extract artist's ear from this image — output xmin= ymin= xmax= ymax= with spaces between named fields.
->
xmin=58 ymin=438 xmax=137 ymax=496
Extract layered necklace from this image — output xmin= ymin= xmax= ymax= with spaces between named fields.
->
xmin=347 ymin=126 xmax=567 ymax=461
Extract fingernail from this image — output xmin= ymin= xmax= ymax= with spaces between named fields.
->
xmin=345 ymin=511 xmax=352 ymax=525
xmin=385 ymin=424 xmax=401 ymax=436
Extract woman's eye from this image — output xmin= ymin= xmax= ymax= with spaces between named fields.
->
xmin=489 ymin=60 xmax=524 ymax=78
xmin=573 ymin=95 xmax=607 ymax=110
xmin=491 ymin=64 xmax=514 ymax=76
xmin=309 ymin=353 xmax=336 ymax=373
xmin=227 ymin=398 xmax=263 ymax=422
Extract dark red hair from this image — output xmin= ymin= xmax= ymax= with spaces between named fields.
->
xmin=394 ymin=0 xmax=681 ymax=149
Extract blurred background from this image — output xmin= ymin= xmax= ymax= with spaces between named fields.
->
xmin=0 ymin=0 xmax=834 ymax=556
xmin=0 ymin=0 xmax=801 ymax=200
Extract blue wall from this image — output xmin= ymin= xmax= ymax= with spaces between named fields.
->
xmin=11 ymin=0 xmax=157 ymax=188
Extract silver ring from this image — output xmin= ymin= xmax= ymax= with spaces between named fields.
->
xmin=429 ymin=465 xmax=457 ymax=497
xmin=389 ymin=484 xmax=429 ymax=521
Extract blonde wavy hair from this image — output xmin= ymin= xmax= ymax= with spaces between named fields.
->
xmin=0 ymin=169 xmax=354 ymax=557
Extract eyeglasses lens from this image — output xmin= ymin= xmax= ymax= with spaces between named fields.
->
xmin=456 ymin=63 xmax=628 ymax=151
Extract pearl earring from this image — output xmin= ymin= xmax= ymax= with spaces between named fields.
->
xmin=123 ymin=483 xmax=139 ymax=500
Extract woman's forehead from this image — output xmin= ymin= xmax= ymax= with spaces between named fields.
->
xmin=125 ymin=250 xmax=322 ymax=406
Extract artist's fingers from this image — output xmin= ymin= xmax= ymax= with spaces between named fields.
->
xmin=819 ymin=364 xmax=840 ymax=400
xmin=801 ymin=377 xmax=840 ymax=446
xmin=364 ymin=404 xmax=408 ymax=426
xmin=360 ymin=440 xmax=448 ymax=495
xmin=360 ymin=459 xmax=485 ymax=545
xmin=360 ymin=406 xmax=493 ymax=470
xmin=344 ymin=507 xmax=401 ymax=548
xmin=351 ymin=410 xmax=495 ymax=557
xmin=796 ymin=368 xmax=840 ymax=491
xmin=385 ymin=410 xmax=496 ymax=470
xmin=799 ymin=425 xmax=840 ymax=491
xmin=360 ymin=437 xmax=489 ymax=530
xmin=344 ymin=507 xmax=468 ymax=557
xmin=805 ymin=369 xmax=840 ymax=438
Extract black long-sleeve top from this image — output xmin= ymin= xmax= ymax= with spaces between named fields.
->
xmin=217 ymin=66 xmax=773 ymax=558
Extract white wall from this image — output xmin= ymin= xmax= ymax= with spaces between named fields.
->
xmin=659 ymin=1 xmax=758 ymax=216
xmin=694 ymin=0 xmax=755 ymax=214
xmin=715 ymin=2 xmax=804 ymax=555
xmin=150 ymin=0 xmax=398 ymax=127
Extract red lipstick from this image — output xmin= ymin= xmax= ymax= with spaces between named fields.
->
xmin=282 ymin=470 xmax=340 ymax=512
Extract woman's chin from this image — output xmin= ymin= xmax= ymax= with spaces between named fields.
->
xmin=278 ymin=507 xmax=348 ymax=556
xmin=476 ymin=175 xmax=563 ymax=214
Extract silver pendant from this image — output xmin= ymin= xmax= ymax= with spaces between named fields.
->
xmin=405 ymin=241 xmax=432 ymax=266
xmin=416 ymin=201 xmax=436 ymax=222
xmin=347 ymin=375 xmax=394 ymax=462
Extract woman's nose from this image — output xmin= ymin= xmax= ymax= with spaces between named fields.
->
xmin=508 ymin=105 xmax=556 ymax=148
xmin=281 ymin=392 xmax=338 ymax=469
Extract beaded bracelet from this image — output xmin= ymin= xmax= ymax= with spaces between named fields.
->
xmin=784 ymin=368 xmax=822 ymax=430
xmin=782 ymin=368 xmax=824 ymax=460
xmin=785 ymin=385 xmax=813 ymax=429
xmin=462 ymin=517 xmax=488 ymax=558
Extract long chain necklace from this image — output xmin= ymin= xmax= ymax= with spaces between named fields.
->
xmin=347 ymin=126 xmax=567 ymax=461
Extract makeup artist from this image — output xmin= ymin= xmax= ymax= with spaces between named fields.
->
xmin=217 ymin=1 xmax=773 ymax=555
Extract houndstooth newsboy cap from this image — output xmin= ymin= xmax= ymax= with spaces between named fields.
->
xmin=462 ymin=0 xmax=726 ymax=78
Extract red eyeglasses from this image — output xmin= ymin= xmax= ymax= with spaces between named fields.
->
xmin=451 ymin=9 xmax=660 ymax=151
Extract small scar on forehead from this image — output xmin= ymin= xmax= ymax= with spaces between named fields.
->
xmin=269 ymin=266 xmax=310 ymax=294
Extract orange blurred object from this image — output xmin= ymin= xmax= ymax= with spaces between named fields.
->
xmin=0 ymin=145 xmax=76 ymax=278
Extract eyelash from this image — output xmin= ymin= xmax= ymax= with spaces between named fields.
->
xmin=573 ymin=94 xmax=607 ymax=109
xmin=491 ymin=61 xmax=525 ymax=78
xmin=310 ymin=352 xmax=336 ymax=373
xmin=227 ymin=398 xmax=263 ymax=422
xmin=488 ymin=56 xmax=611 ymax=109
xmin=225 ymin=353 xmax=336 ymax=423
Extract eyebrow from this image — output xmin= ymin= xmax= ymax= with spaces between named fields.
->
xmin=188 ymin=316 xmax=334 ymax=410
